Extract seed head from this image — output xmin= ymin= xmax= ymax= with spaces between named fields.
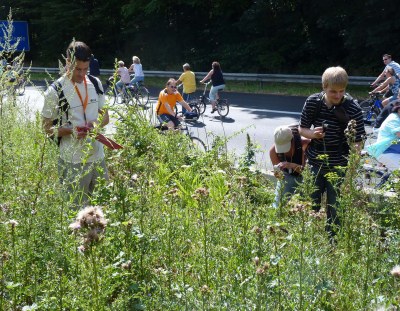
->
xmin=121 ymin=260 xmax=132 ymax=270
xmin=391 ymin=265 xmax=400 ymax=277
xmin=200 ymin=284 xmax=210 ymax=294
xmin=252 ymin=226 xmax=262 ymax=236
xmin=8 ymin=219 xmax=18 ymax=229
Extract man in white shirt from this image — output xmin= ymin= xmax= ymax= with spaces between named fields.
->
xmin=371 ymin=54 xmax=400 ymax=88
xmin=42 ymin=40 xmax=110 ymax=204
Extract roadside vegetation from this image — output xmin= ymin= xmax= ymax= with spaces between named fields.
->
xmin=2 ymin=18 xmax=400 ymax=311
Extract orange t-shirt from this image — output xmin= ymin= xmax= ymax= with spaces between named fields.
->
xmin=156 ymin=89 xmax=184 ymax=115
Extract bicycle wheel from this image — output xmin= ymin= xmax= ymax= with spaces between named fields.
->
xmin=359 ymin=99 xmax=376 ymax=124
xmin=189 ymin=103 xmax=200 ymax=117
xmin=134 ymin=86 xmax=150 ymax=106
xmin=197 ymin=97 xmax=206 ymax=115
xmin=217 ymin=99 xmax=229 ymax=117
xmin=113 ymin=88 xmax=124 ymax=105
xmin=190 ymin=136 xmax=206 ymax=152
xmin=16 ymin=81 xmax=25 ymax=96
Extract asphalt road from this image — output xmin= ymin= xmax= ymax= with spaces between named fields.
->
xmin=20 ymin=84 xmax=307 ymax=171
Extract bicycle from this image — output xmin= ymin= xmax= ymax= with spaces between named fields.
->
xmin=108 ymin=78 xmax=149 ymax=107
xmin=155 ymin=119 xmax=207 ymax=152
xmin=358 ymin=92 xmax=384 ymax=126
xmin=194 ymin=81 xmax=230 ymax=117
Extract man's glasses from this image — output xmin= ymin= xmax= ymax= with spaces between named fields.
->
xmin=169 ymin=85 xmax=177 ymax=89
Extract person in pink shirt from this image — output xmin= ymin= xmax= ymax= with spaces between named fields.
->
xmin=115 ymin=60 xmax=131 ymax=93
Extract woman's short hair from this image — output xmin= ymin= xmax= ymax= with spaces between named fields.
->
xmin=322 ymin=66 xmax=348 ymax=89
xmin=132 ymin=56 xmax=141 ymax=64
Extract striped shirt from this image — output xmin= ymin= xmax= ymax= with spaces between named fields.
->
xmin=386 ymin=61 xmax=400 ymax=78
xmin=300 ymin=92 xmax=366 ymax=169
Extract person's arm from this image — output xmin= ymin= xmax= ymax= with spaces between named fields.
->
xmin=269 ymin=144 xmax=304 ymax=173
xmin=42 ymin=117 xmax=73 ymax=138
xmin=371 ymin=69 xmax=386 ymax=87
xmin=163 ymin=102 xmax=175 ymax=116
xmin=371 ymin=76 xmax=392 ymax=93
xmin=128 ymin=64 xmax=134 ymax=73
xmin=199 ymin=70 xmax=213 ymax=83
xmin=298 ymin=126 xmax=325 ymax=140
xmin=178 ymin=100 xmax=192 ymax=113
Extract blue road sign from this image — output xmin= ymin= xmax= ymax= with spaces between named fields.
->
xmin=0 ymin=21 xmax=30 ymax=51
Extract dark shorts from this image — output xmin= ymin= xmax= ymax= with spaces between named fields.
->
xmin=157 ymin=114 xmax=180 ymax=127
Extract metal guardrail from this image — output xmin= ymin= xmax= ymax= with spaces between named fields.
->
xmin=26 ymin=67 xmax=375 ymax=86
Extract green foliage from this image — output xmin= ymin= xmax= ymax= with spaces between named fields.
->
xmin=3 ymin=15 xmax=400 ymax=310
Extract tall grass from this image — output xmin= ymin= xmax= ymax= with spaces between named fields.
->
xmin=2 ymin=18 xmax=400 ymax=311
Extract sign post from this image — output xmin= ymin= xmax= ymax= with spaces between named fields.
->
xmin=0 ymin=21 xmax=30 ymax=52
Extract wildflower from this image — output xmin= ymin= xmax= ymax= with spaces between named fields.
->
xmin=195 ymin=187 xmax=209 ymax=196
xmin=73 ymin=206 xmax=107 ymax=230
xmin=253 ymin=256 xmax=260 ymax=266
xmin=289 ymin=203 xmax=308 ymax=214
xmin=166 ymin=187 xmax=179 ymax=197
xmin=256 ymin=268 xmax=265 ymax=275
xmin=1 ymin=251 xmax=10 ymax=261
xmin=263 ymin=262 xmax=270 ymax=271
xmin=237 ymin=176 xmax=247 ymax=187
xmin=77 ymin=245 xmax=86 ymax=253
xmin=121 ymin=260 xmax=132 ymax=270
xmin=345 ymin=119 xmax=357 ymax=141
xmin=1 ymin=203 xmax=10 ymax=213
xmin=200 ymin=284 xmax=210 ymax=294
xmin=130 ymin=174 xmax=138 ymax=182
xmin=192 ymin=187 xmax=210 ymax=200
xmin=149 ymin=180 xmax=155 ymax=187
xmin=8 ymin=219 xmax=18 ymax=228
xmin=252 ymin=226 xmax=262 ymax=236
xmin=69 ymin=206 xmax=107 ymax=247
xmin=391 ymin=265 xmax=400 ymax=277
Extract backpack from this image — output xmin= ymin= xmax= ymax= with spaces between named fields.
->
xmin=310 ymin=91 xmax=352 ymax=127
xmin=50 ymin=74 xmax=103 ymax=145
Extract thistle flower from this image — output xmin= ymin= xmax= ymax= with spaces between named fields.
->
xmin=8 ymin=219 xmax=18 ymax=228
xmin=200 ymin=284 xmax=210 ymax=294
xmin=192 ymin=187 xmax=210 ymax=200
xmin=121 ymin=260 xmax=132 ymax=270
xmin=166 ymin=187 xmax=179 ymax=196
xmin=390 ymin=265 xmax=400 ymax=277
xmin=69 ymin=206 xmax=107 ymax=247
xmin=252 ymin=226 xmax=262 ymax=236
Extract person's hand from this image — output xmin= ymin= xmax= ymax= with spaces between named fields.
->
xmin=277 ymin=161 xmax=292 ymax=170
xmin=313 ymin=127 xmax=326 ymax=139
xmin=75 ymin=125 xmax=91 ymax=139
